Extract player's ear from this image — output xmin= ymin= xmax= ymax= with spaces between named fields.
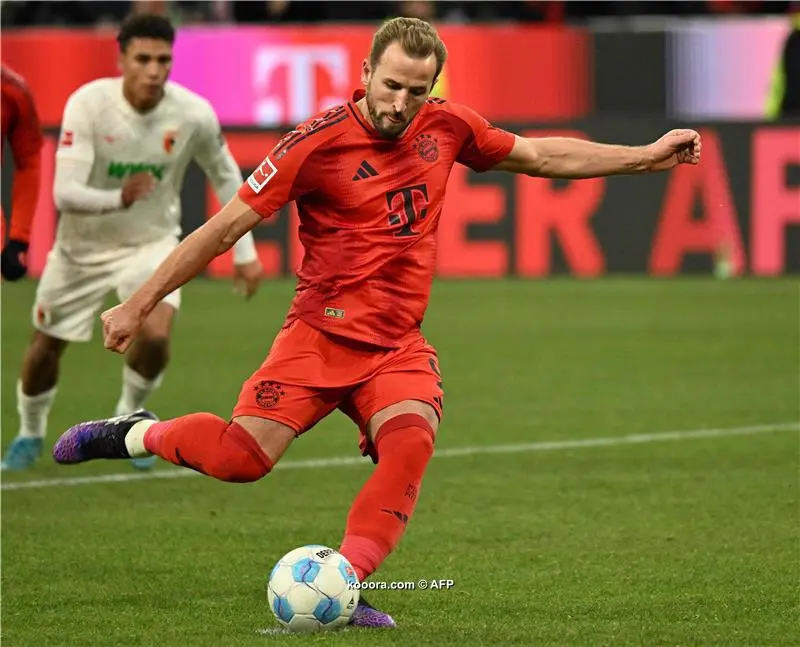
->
xmin=360 ymin=59 xmax=371 ymax=87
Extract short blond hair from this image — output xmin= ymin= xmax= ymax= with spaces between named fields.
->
xmin=369 ymin=17 xmax=447 ymax=83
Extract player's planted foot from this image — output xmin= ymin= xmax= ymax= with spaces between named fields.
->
xmin=1 ymin=437 xmax=44 ymax=471
xmin=52 ymin=410 xmax=158 ymax=465
xmin=349 ymin=596 xmax=396 ymax=629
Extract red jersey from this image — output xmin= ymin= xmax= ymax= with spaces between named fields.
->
xmin=238 ymin=90 xmax=515 ymax=348
xmin=1 ymin=64 xmax=43 ymax=244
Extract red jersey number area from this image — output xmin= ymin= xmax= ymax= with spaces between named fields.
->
xmin=237 ymin=91 xmax=515 ymax=349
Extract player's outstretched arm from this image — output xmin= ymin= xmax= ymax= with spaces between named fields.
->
xmin=493 ymin=129 xmax=702 ymax=179
xmin=101 ymin=196 xmax=261 ymax=353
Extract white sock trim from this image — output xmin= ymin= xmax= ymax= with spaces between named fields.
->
xmin=116 ymin=365 xmax=164 ymax=416
xmin=17 ymin=380 xmax=57 ymax=439
xmin=124 ymin=419 xmax=157 ymax=458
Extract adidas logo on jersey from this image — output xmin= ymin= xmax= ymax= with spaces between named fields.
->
xmin=351 ymin=160 xmax=379 ymax=181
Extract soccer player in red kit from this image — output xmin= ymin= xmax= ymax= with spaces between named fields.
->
xmin=1 ymin=64 xmax=43 ymax=281
xmin=53 ymin=17 xmax=701 ymax=628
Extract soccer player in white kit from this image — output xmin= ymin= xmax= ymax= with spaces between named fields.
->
xmin=1 ymin=14 xmax=264 ymax=471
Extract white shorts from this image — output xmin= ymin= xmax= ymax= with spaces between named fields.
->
xmin=33 ymin=237 xmax=181 ymax=343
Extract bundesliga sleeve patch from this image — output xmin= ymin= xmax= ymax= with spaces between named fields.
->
xmin=247 ymin=156 xmax=278 ymax=194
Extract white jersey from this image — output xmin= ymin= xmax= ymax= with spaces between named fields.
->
xmin=53 ymin=77 xmax=253 ymax=264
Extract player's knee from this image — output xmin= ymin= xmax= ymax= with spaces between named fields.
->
xmin=137 ymin=334 xmax=170 ymax=358
xmin=23 ymin=332 xmax=67 ymax=380
xmin=209 ymin=421 xmax=274 ymax=483
xmin=376 ymin=413 xmax=435 ymax=458
xmin=406 ymin=424 xmax=435 ymax=458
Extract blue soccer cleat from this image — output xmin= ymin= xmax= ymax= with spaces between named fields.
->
xmin=1 ymin=437 xmax=44 ymax=471
xmin=349 ymin=597 xmax=396 ymax=629
xmin=52 ymin=410 xmax=158 ymax=465
xmin=129 ymin=455 xmax=158 ymax=470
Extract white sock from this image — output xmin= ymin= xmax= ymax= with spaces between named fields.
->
xmin=124 ymin=419 xmax=157 ymax=458
xmin=115 ymin=365 xmax=163 ymax=416
xmin=17 ymin=380 xmax=57 ymax=439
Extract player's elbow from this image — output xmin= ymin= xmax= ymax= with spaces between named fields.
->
xmin=214 ymin=203 xmax=261 ymax=255
xmin=53 ymin=185 xmax=69 ymax=211
xmin=521 ymin=139 xmax=547 ymax=177
xmin=53 ymin=182 xmax=83 ymax=212
xmin=15 ymin=151 xmax=42 ymax=172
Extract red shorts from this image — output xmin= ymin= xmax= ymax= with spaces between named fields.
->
xmin=232 ymin=318 xmax=444 ymax=461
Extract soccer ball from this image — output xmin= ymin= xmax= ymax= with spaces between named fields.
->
xmin=267 ymin=545 xmax=360 ymax=632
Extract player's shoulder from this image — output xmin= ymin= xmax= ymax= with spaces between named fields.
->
xmin=66 ymin=77 xmax=120 ymax=106
xmin=422 ymin=97 xmax=482 ymax=124
xmin=163 ymin=81 xmax=222 ymax=128
xmin=164 ymin=81 xmax=214 ymax=113
xmin=419 ymin=98 xmax=494 ymax=142
xmin=1 ymin=65 xmax=31 ymax=94
xmin=271 ymin=104 xmax=354 ymax=162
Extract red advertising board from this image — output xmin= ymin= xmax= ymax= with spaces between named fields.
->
xmin=1 ymin=25 xmax=591 ymax=128
xmin=15 ymin=123 xmax=799 ymax=279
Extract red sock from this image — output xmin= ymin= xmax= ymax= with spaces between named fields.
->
xmin=144 ymin=413 xmax=273 ymax=483
xmin=339 ymin=413 xmax=435 ymax=581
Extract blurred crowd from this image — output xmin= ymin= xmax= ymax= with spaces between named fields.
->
xmin=1 ymin=0 xmax=796 ymax=27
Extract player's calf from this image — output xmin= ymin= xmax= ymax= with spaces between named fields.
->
xmin=53 ymin=411 xmax=293 ymax=484
xmin=142 ymin=413 xmax=280 ymax=482
xmin=340 ymin=413 xmax=435 ymax=582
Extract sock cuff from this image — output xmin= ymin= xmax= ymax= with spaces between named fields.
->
xmin=374 ymin=413 xmax=435 ymax=448
xmin=17 ymin=379 xmax=57 ymax=404
xmin=225 ymin=421 xmax=274 ymax=472
xmin=123 ymin=364 xmax=163 ymax=390
xmin=339 ymin=535 xmax=385 ymax=581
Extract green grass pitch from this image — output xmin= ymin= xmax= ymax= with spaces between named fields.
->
xmin=1 ymin=277 xmax=798 ymax=646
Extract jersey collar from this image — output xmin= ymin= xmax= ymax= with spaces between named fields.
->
xmin=347 ymin=88 xmax=425 ymax=141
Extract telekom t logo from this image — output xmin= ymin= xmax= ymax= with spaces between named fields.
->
xmin=253 ymin=45 xmax=349 ymax=126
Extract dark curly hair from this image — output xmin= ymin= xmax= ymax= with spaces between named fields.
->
xmin=117 ymin=14 xmax=175 ymax=52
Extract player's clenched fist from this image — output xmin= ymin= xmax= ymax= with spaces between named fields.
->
xmin=100 ymin=303 xmax=144 ymax=353
xmin=121 ymin=172 xmax=157 ymax=207
xmin=647 ymin=129 xmax=702 ymax=171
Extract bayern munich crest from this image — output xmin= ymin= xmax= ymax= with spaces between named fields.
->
xmin=413 ymin=133 xmax=439 ymax=163
xmin=254 ymin=380 xmax=285 ymax=409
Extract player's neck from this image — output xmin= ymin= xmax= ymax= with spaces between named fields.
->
xmin=122 ymin=84 xmax=164 ymax=114
xmin=355 ymin=98 xmax=377 ymax=131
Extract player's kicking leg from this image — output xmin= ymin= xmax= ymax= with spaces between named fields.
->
xmin=53 ymin=412 xmax=295 ymax=481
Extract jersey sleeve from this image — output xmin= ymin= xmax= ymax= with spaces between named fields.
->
xmin=193 ymin=103 xmax=243 ymax=203
xmin=6 ymin=81 xmax=42 ymax=244
xmin=56 ymin=88 xmax=96 ymax=165
xmin=7 ymin=81 xmax=42 ymax=170
xmin=237 ymin=127 xmax=324 ymax=219
xmin=449 ymin=103 xmax=516 ymax=172
xmin=52 ymin=87 xmax=124 ymax=213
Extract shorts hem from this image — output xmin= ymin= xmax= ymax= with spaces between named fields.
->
xmin=230 ymin=406 xmax=304 ymax=435
xmin=32 ymin=323 xmax=92 ymax=344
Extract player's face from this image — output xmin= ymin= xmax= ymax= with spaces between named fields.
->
xmin=119 ymin=38 xmax=173 ymax=111
xmin=363 ymin=42 xmax=437 ymax=139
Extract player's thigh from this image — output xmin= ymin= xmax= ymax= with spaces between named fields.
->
xmin=116 ymin=236 xmax=181 ymax=312
xmin=341 ymin=341 xmax=444 ymax=461
xmin=231 ymin=322 xmax=350 ymax=460
xmin=33 ymin=248 xmax=115 ymax=343
xmin=231 ymin=415 xmax=298 ymax=465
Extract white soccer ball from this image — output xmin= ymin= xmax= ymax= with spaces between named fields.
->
xmin=267 ymin=545 xmax=360 ymax=632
